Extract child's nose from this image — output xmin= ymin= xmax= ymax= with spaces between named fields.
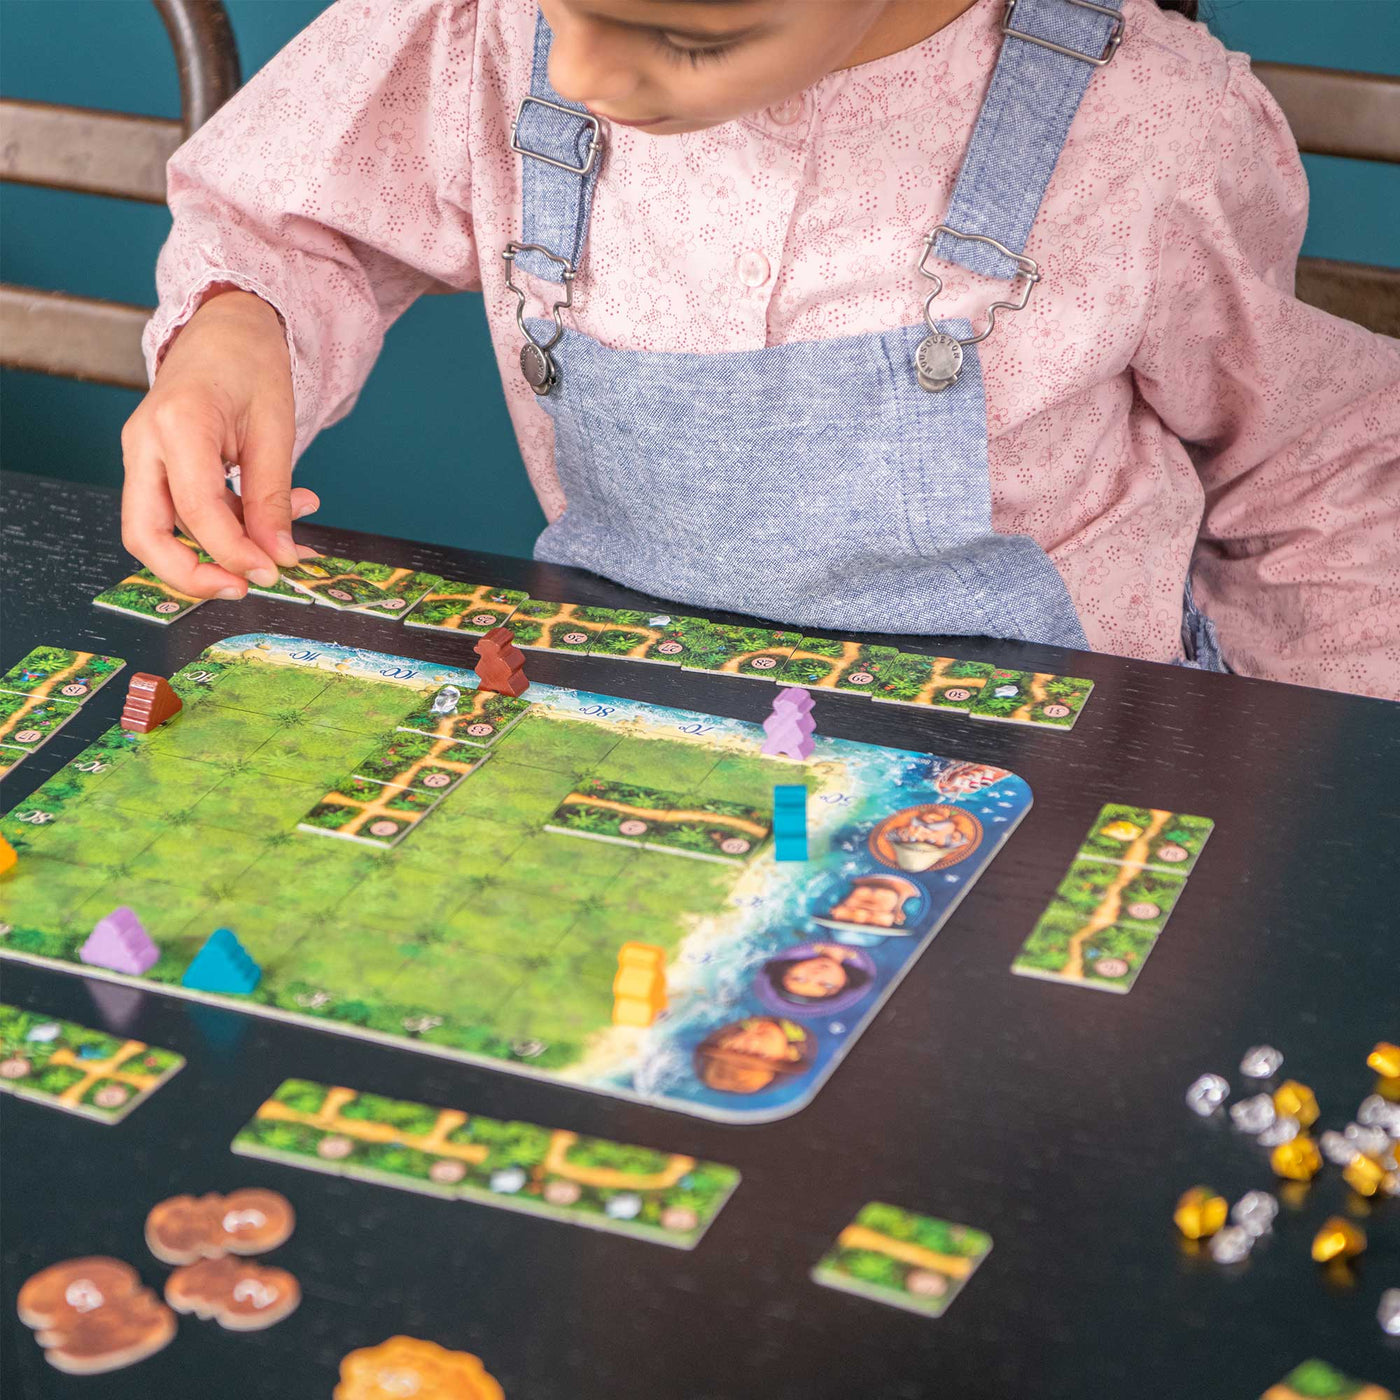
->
xmin=548 ymin=25 xmax=643 ymax=110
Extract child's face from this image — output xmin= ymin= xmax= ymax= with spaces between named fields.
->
xmin=540 ymin=0 xmax=890 ymax=135
xmin=782 ymin=954 xmax=848 ymax=999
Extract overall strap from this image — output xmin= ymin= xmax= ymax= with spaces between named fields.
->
xmin=510 ymin=12 xmax=604 ymax=283
xmin=933 ymin=0 xmax=1125 ymax=281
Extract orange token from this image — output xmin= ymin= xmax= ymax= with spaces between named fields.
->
xmin=335 ymin=1336 xmax=505 ymax=1400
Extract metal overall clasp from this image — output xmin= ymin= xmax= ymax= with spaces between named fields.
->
xmin=501 ymin=242 xmax=576 ymax=396
xmin=914 ymin=226 xmax=1040 ymax=392
xmin=504 ymin=96 xmax=603 ymax=396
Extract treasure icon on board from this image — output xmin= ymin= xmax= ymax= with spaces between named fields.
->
xmin=811 ymin=874 xmax=927 ymax=938
xmin=869 ymin=804 xmax=983 ymax=873
xmin=693 ymin=1017 xmax=815 ymax=1095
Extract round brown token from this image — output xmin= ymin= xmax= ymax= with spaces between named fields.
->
xmin=219 ymin=1262 xmax=301 ymax=1331
xmin=145 ymin=1193 xmax=222 ymax=1265
xmin=166 ymin=1256 xmax=300 ymax=1331
xmin=17 ymin=1257 xmax=140 ymax=1330
xmin=217 ymin=1188 xmax=295 ymax=1256
xmin=39 ymin=1288 xmax=176 ymax=1376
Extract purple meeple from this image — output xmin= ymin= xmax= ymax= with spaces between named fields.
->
xmin=79 ymin=906 xmax=159 ymax=976
xmin=773 ymin=685 xmax=815 ymax=714
xmin=762 ymin=689 xmax=816 ymax=759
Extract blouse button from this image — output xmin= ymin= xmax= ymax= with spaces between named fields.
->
xmin=766 ymin=95 xmax=805 ymax=126
xmin=736 ymin=251 xmax=771 ymax=288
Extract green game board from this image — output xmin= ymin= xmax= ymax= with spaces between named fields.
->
xmin=0 ymin=634 xmax=1031 ymax=1122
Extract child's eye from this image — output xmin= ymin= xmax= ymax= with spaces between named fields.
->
xmin=651 ymin=32 xmax=737 ymax=67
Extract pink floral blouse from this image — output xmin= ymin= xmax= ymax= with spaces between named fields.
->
xmin=145 ymin=0 xmax=1400 ymax=698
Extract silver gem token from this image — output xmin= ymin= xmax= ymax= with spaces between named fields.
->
xmin=1257 ymin=1115 xmax=1299 ymax=1147
xmin=915 ymin=333 xmax=963 ymax=392
xmin=1379 ymin=1288 xmax=1400 ymax=1336
xmin=1208 ymin=1224 xmax=1252 ymax=1265
xmin=1320 ymin=1130 xmax=1359 ymax=1166
xmin=1239 ymin=1045 xmax=1283 ymax=1079
xmin=1229 ymin=1093 xmax=1276 ymax=1135
xmin=1186 ymin=1072 xmax=1230 ymax=1117
xmin=1230 ymin=1190 xmax=1278 ymax=1237
xmin=520 ymin=342 xmax=556 ymax=395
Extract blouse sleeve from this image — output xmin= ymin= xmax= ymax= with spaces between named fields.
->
xmin=1132 ymin=51 xmax=1400 ymax=700
xmin=142 ymin=0 xmax=483 ymax=464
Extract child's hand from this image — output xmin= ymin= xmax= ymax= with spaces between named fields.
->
xmin=120 ymin=289 xmax=318 ymax=598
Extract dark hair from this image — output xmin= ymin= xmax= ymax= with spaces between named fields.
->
xmin=761 ymin=950 xmax=874 ymax=1007
xmin=1156 ymin=0 xmax=1199 ymax=16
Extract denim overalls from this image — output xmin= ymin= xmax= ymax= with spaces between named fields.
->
xmin=504 ymin=0 xmax=1226 ymax=666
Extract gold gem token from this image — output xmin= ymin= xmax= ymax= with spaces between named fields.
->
xmin=1311 ymin=1216 xmax=1366 ymax=1262
xmin=334 ymin=1337 xmax=504 ymax=1400
xmin=1173 ymin=1186 xmax=1228 ymax=1240
xmin=1366 ymin=1042 xmax=1400 ymax=1079
xmin=1272 ymin=1081 xmax=1319 ymax=1128
xmin=1343 ymin=1153 xmax=1387 ymax=1197
xmin=1270 ymin=1135 xmax=1323 ymax=1182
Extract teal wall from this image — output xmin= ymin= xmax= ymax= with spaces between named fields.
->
xmin=3 ymin=0 xmax=1397 ymax=558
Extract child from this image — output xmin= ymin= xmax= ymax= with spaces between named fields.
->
xmin=121 ymin=0 xmax=1399 ymax=699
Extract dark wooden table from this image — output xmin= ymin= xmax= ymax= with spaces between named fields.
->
xmin=3 ymin=470 xmax=1398 ymax=1400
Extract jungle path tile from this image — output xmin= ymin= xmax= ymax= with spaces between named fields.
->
xmin=297 ymin=778 xmax=441 ymax=849
xmin=0 ymin=1003 xmax=184 ymax=1124
xmin=639 ymin=795 xmax=772 ymax=865
xmin=830 ymin=645 xmax=904 ymax=699
xmin=587 ymin=610 xmax=688 ymax=663
xmin=870 ymin=654 xmax=994 ymax=711
xmin=93 ymin=567 xmax=205 ymax=624
xmin=967 ymin=670 xmax=1093 ymax=728
xmin=402 ymin=582 xmax=528 ymax=633
xmin=1078 ymin=804 xmax=1214 ymax=876
xmin=342 ymin=565 xmax=444 ymax=618
xmin=277 ymin=557 xmax=395 ymax=610
xmin=510 ymin=602 xmax=618 ymax=653
xmin=776 ymin=637 xmax=871 ymax=691
xmin=0 ymin=647 xmax=125 ymax=704
xmin=679 ymin=622 xmax=800 ymax=680
xmin=245 ymin=574 xmax=314 ymax=604
xmin=0 ymin=692 xmax=80 ymax=752
xmin=351 ymin=731 xmax=487 ymax=796
xmin=230 ymin=1079 xmax=740 ymax=1248
xmin=812 ymin=1203 xmax=992 ymax=1317
xmin=396 ymin=691 xmax=532 ymax=749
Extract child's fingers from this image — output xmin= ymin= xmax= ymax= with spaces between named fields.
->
xmin=165 ymin=448 xmax=279 ymax=588
xmin=238 ymin=438 xmax=301 ymax=570
xmin=291 ymin=487 xmax=320 ymax=520
xmin=121 ymin=457 xmax=248 ymax=599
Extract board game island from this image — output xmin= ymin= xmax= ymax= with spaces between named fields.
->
xmin=0 ymin=633 xmax=1031 ymax=1122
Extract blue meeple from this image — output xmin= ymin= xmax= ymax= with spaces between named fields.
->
xmin=773 ymin=784 xmax=809 ymax=862
xmin=182 ymin=927 xmax=261 ymax=995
